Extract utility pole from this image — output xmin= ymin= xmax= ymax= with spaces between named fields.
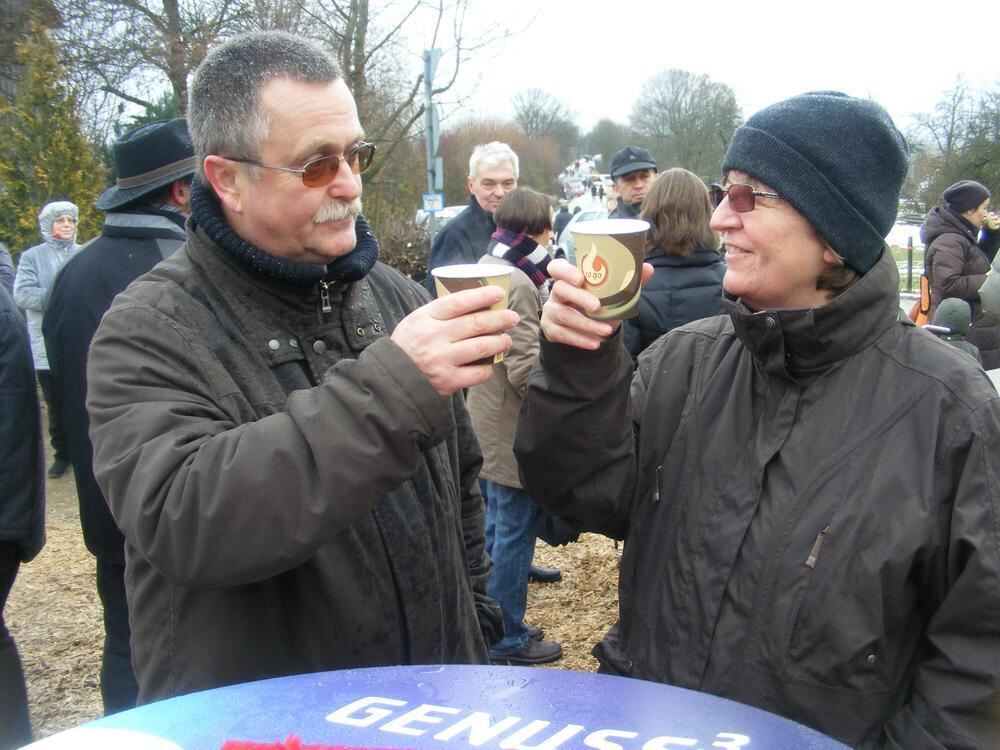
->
xmin=422 ymin=49 xmax=444 ymax=245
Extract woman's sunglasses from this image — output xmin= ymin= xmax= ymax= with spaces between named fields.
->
xmin=709 ymin=183 xmax=781 ymax=213
xmin=228 ymin=141 xmax=376 ymax=188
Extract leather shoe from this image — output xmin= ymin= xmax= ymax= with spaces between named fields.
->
xmin=48 ymin=457 xmax=69 ymax=478
xmin=490 ymin=638 xmax=562 ymax=666
xmin=528 ymin=565 xmax=561 ymax=584
xmin=525 ymin=623 xmax=543 ymax=641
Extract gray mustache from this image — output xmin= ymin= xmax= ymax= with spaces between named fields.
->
xmin=314 ymin=198 xmax=362 ymax=224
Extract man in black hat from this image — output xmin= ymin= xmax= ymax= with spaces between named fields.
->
xmin=42 ymin=118 xmax=195 ymax=714
xmin=608 ymin=145 xmax=657 ymax=218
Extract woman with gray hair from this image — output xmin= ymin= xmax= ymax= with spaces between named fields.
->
xmin=13 ymin=200 xmax=81 ymax=477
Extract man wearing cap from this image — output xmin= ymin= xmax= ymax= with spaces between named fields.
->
xmin=920 ymin=179 xmax=1000 ymax=367
xmin=608 ymin=145 xmax=657 ymax=219
xmin=516 ymin=92 xmax=1000 ymax=746
xmin=42 ymin=118 xmax=195 ymax=713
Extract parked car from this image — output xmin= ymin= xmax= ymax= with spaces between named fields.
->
xmin=556 ymin=208 xmax=609 ymax=265
xmin=415 ymin=204 xmax=467 ymax=229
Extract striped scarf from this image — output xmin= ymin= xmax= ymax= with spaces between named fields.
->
xmin=489 ymin=228 xmax=551 ymax=288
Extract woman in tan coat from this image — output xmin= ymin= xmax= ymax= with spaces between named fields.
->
xmin=466 ymin=188 xmax=563 ymax=666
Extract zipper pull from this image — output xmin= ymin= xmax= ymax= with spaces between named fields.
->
xmin=805 ymin=526 xmax=830 ymax=568
xmin=319 ymin=281 xmax=332 ymax=314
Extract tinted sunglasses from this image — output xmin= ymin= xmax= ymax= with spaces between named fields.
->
xmin=709 ymin=183 xmax=781 ymax=213
xmin=228 ymin=141 xmax=376 ymax=187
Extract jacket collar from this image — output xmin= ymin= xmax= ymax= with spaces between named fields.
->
xmin=722 ymin=246 xmax=900 ymax=380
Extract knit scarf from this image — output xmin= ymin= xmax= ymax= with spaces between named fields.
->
xmin=190 ymin=182 xmax=378 ymax=287
xmin=489 ymin=228 xmax=551 ymax=288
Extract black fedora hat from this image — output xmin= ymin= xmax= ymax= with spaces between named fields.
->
xmin=96 ymin=118 xmax=197 ymax=210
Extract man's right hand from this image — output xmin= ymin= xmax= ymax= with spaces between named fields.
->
xmin=392 ymin=286 xmax=519 ymax=397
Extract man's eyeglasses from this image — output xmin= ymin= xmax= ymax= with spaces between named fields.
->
xmin=709 ymin=183 xmax=781 ymax=213
xmin=227 ymin=141 xmax=376 ymax=187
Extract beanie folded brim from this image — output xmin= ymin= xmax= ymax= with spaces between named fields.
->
xmin=722 ymin=125 xmax=888 ymax=274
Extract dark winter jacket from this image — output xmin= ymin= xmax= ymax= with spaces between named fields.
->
xmin=622 ymin=248 xmax=726 ymax=361
xmin=921 ymin=205 xmax=1000 ymax=367
xmin=515 ymin=249 xmax=1000 ymax=748
xmin=425 ymin=196 xmax=495 ymax=295
xmin=0 ymin=284 xmax=44 ymax=562
xmin=44 ymin=208 xmax=187 ymax=563
xmin=553 ymin=208 xmax=572 ymax=238
xmin=609 ymin=199 xmax=641 ymax=219
xmin=86 ymin=221 xmax=493 ymax=702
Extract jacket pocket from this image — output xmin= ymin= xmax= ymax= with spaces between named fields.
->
xmin=782 ymin=523 xmax=895 ymax=693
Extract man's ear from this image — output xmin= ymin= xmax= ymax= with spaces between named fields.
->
xmin=466 ymin=176 xmax=475 ymax=195
xmin=203 ymin=155 xmax=243 ymax=213
xmin=170 ymin=179 xmax=191 ymax=210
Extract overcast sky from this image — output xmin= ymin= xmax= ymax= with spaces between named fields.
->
xmin=432 ymin=0 xmax=999 ymax=138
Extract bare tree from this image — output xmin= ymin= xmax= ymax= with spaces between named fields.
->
xmin=511 ymin=88 xmax=578 ymax=161
xmin=913 ymin=78 xmax=971 ymax=163
xmin=629 ymin=69 xmax=741 ymax=181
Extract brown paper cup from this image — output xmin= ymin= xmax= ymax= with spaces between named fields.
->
xmin=570 ymin=218 xmax=650 ymax=320
xmin=431 ymin=263 xmax=516 ymax=364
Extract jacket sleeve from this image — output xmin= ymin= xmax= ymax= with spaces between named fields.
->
xmin=12 ymin=249 xmax=46 ymax=312
xmin=0 ymin=248 xmax=14 ymax=293
xmin=978 ymin=253 xmax=1000 ymax=319
xmin=930 ymin=235 xmax=987 ymax=303
xmin=978 ymin=225 xmax=1000 ymax=263
xmin=514 ymin=330 xmax=637 ymax=539
xmin=87 ymin=302 xmax=459 ymax=588
xmin=502 ymin=277 xmax=541 ymax=395
xmin=880 ymin=404 xmax=1000 ymax=749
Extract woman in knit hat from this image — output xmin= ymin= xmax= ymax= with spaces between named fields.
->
xmin=920 ymin=179 xmax=1000 ymax=366
xmin=515 ymin=92 xmax=1000 ymax=748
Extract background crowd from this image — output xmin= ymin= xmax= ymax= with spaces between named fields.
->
xmin=3 ymin=28 xmax=1000 ymax=750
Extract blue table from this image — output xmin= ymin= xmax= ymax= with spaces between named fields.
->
xmin=26 ymin=665 xmax=846 ymax=749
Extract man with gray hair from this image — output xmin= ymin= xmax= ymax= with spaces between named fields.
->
xmin=425 ymin=141 xmax=519 ymax=292
xmin=85 ymin=30 xmax=513 ymax=702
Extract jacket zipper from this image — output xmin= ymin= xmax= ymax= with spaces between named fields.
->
xmin=319 ymin=281 xmax=332 ymax=314
xmin=805 ymin=525 xmax=830 ymax=568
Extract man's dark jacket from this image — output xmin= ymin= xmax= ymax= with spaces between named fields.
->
xmin=44 ymin=208 xmax=187 ymax=563
xmin=424 ymin=196 xmax=495 ymax=295
xmin=0 ymin=284 xmax=44 ymax=562
xmin=609 ymin=199 xmax=640 ymax=219
xmin=553 ymin=208 xmax=572 ymax=238
xmin=85 ymin=216 xmax=493 ymax=701
xmin=516 ymin=250 xmax=1000 ymax=748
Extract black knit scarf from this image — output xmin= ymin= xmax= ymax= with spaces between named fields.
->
xmin=489 ymin=228 xmax=551 ymax=287
xmin=190 ymin=182 xmax=378 ymax=287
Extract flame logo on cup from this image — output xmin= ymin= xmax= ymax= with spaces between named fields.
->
xmin=582 ymin=244 xmax=609 ymax=287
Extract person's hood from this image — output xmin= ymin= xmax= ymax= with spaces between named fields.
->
xmin=920 ymin=205 xmax=977 ymax=246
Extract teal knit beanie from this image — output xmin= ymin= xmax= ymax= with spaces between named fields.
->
xmin=722 ymin=91 xmax=909 ymax=274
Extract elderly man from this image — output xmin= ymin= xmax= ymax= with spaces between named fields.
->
xmin=85 ymin=30 xmax=515 ymax=702
xmin=425 ymin=140 xmax=518 ymax=287
xmin=607 ymin=145 xmax=656 ymax=219
xmin=44 ymin=118 xmax=196 ymax=714
xmin=515 ymin=92 xmax=1000 ymax=747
